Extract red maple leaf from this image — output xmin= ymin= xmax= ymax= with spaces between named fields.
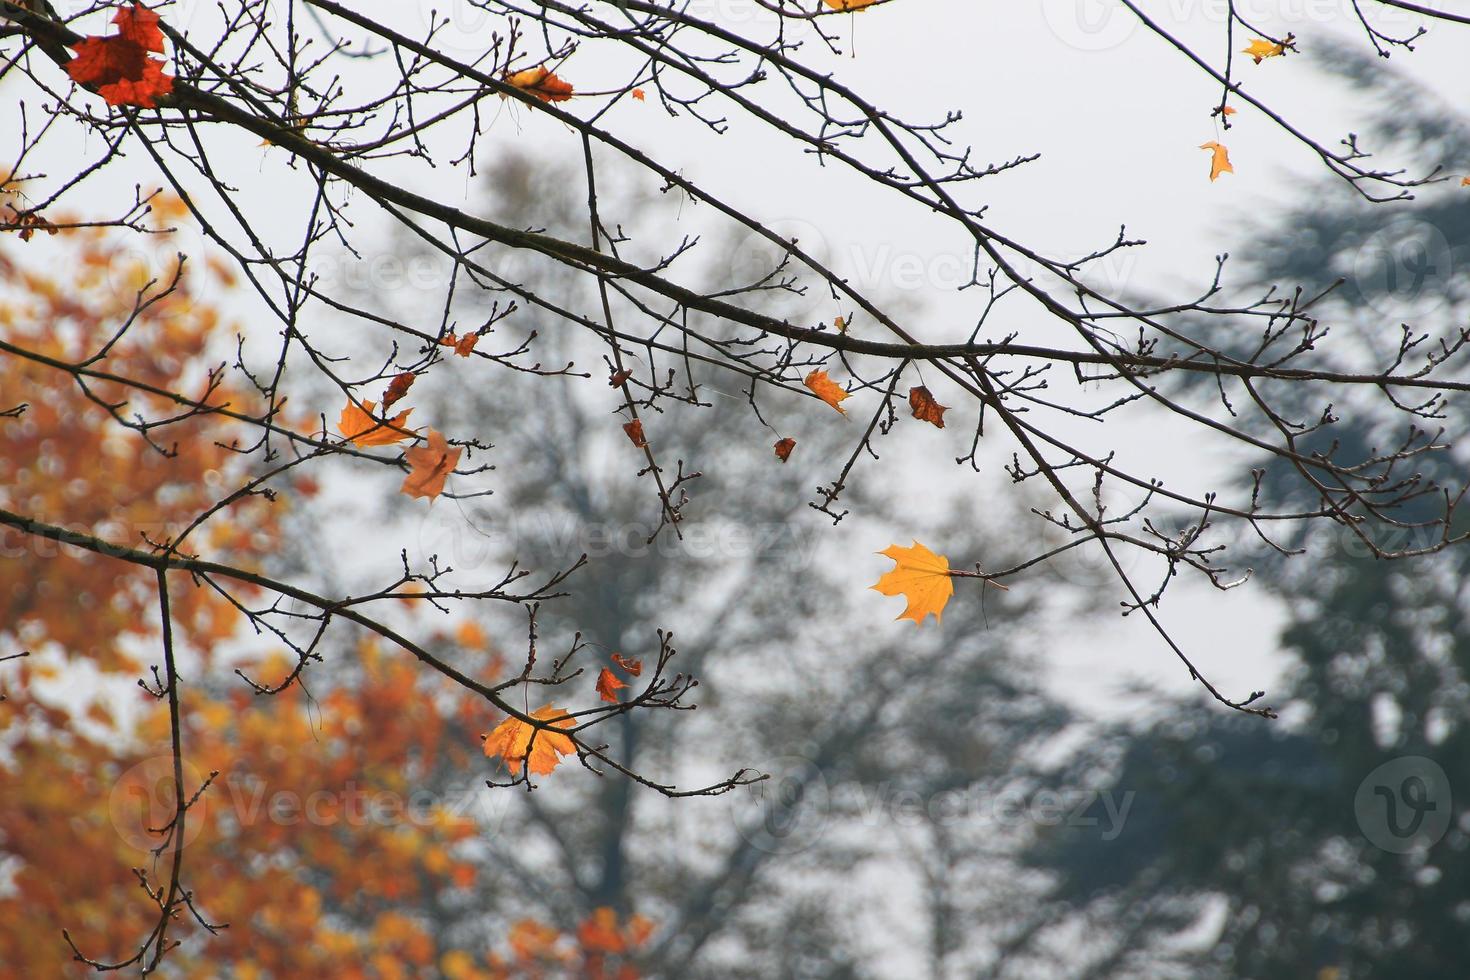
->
xmin=65 ymin=4 xmax=175 ymax=109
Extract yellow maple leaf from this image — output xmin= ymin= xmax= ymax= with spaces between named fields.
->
xmin=1242 ymin=38 xmax=1286 ymax=63
xmin=803 ymin=369 xmax=850 ymax=414
xmin=339 ymin=398 xmax=415 ymax=446
xmin=483 ymin=704 xmax=576 ymax=775
xmin=1199 ymin=141 xmax=1233 ymax=181
xmin=871 ymin=540 xmax=953 ymax=625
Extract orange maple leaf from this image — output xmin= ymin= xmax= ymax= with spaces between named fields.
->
xmin=631 ymin=88 xmax=646 ymax=102
xmin=65 ymin=3 xmax=175 ymax=108
xmin=871 ymin=540 xmax=954 ymax=626
xmin=504 ymin=66 xmax=575 ymax=103
xmin=1242 ymin=38 xmax=1287 ymax=63
xmin=773 ymin=437 xmax=796 ymax=462
xmin=824 ymin=0 xmax=880 ymax=9
xmin=338 ymin=398 xmax=414 ymax=446
xmin=482 ymin=705 xmax=576 ymax=775
xmin=1199 ymin=141 xmax=1234 ymax=181
xmin=908 ymin=386 xmax=948 ymax=428
xmin=623 ymin=419 xmax=647 ymax=448
xmin=596 ymin=668 xmax=626 ymax=703
xmin=610 ymin=652 xmax=642 ymax=676
xmin=609 ymin=368 xmax=633 ymax=387
xmin=803 ymin=369 xmax=849 ymax=414
xmin=400 ymin=428 xmax=462 ymax=501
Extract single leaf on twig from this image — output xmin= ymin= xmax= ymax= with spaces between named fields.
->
xmin=773 ymin=437 xmax=796 ymax=462
xmin=338 ymin=399 xmax=414 ymax=447
xmin=400 ymin=428 xmax=461 ymax=501
xmin=803 ymin=369 xmax=850 ymax=414
xmin=596 ymin=668 xmax=626 ymax=702
xmin=1243 ymin=37 xmax=1288 ymax=63
xmin=503 ymin=66 xmax=574 ymax=103
xmin=65 ymin=3 xmax=175 ymax=108
xmin=1199 ymin=141 xmax=1234 ymax=181
xmin=871 ymin=540 xmax=954 ymax=626
xmin=908 ymin=386 xmax=948 ymax=428
xmin=483 ymin=705 xmax=576 ymax=775
xmin=623 ymin=419 xmax=647 ymax=448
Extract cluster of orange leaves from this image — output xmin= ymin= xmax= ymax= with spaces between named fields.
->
xmin=64 ymin=2 xmax=174 ymax=108
xmin=336 ymin=371 xmax=463 ymax=502
xmin=491 ymin=908 xmax=654 ymax=980
xmin=0 ymin=206 xmax=522 ymax=975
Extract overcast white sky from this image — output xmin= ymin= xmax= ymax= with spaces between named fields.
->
xmin=11 ymin=0 xmax=1468 ymax=722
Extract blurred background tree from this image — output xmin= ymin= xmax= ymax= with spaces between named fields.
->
xmin=1022 ymin=49 xmax=1470 ymax=980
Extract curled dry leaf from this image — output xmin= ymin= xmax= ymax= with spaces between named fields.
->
xmin=482 ymin=705 xmax=576 ymax=775
xmin=803 ymin=369 xmax=850 ymax=414
xmin=908 ymin=386 xmax=948 ymax=428
xmin=400 ymin=428 xmax=462 ymax=501
xmin=773 ymin=437 xmax=796 ymax=462
xmin=65 ymin=2 xmax=175 ymax=108
xmin=382 ymin=371 xmax=416 ymax=410
xmin=871 ymin=540 xmax=954 ymax=626
xmin=609 ymin=368 xmax=633 ymax=387
xmin=503 ymin=66 xmax=575 ymax=103
xmin=339 ymin=399 xmax=414 ymax=447
xmin=610 ymin=652 xmax=642 ymax=677
xmin=623 ymin=419 xmax=647 ymax=448
xmin=1199 ymin=141 xmax=1234 ymax=181
xmin=596 ymin=668 xmax=627 ymax=703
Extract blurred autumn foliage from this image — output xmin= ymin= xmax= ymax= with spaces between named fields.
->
xmin=0 ymin=210 xmax=648 ymax=977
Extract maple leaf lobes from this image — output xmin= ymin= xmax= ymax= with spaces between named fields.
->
xmin=338 ymin=398 xmax=415 ymax=446
xmin=400 ymin=428 xmax=461 ymax=501
xmin=65 ymin=3 xmax=174 ymax=108
xmin=871 ymin=540 xmax=954 ymax=626
xmin=908 ymin=386 xmax=949 ymax=428
xmin=596 ymin=668 xmax=626 ymax=702
xmin=803 ymin=369 xmax=850 ymax=414
xmin=1243 ymin=38 xmax=1287 ymax=63
xmin=483 ymin=705 xmax=576 ymax=775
